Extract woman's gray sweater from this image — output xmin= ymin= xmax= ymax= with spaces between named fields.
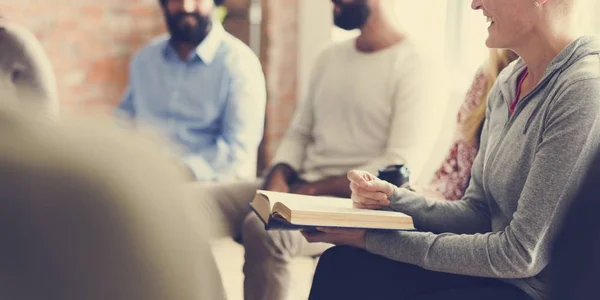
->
xmin=366 ymin=36 xmax=600 ymax=300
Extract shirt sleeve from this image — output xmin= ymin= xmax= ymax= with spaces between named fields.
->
xmin=365 ymin=79 xmax=600 ymax=279
xmin=210 ymin=49 xmax=266 ymax=180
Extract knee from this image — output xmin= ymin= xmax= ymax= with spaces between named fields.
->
xmin=311 ymin=246 xmax=362 ymax=297
xmin=316 ymin=246 xmax=360 ymax=270
xmin=241 ymin=213 xmax=266 ymax=241
xmin=241 ymin=213 xmax=284 ymax=259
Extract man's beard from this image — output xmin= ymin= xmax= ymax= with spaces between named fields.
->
xmin=332 ymin=0 xmax=371 ymax=31
xmin=166 ymin=12 xmax=212 ymax=45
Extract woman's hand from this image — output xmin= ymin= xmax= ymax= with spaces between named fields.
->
xmin=301 ymin=228 xmax=367 ymax=249
xmin=348 ymin=170 xmax=395 ymax=210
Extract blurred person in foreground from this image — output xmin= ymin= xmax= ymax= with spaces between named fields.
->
xmin=0 ymin=104 xmax=225 ymax=300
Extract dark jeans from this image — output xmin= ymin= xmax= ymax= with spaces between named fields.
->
xmin=309 ymin=246 xmax=534 ymax=300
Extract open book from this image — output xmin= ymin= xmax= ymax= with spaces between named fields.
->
xmin=250 ymin=190 xmax=414 ymax=231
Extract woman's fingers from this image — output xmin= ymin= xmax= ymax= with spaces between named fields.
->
xmin=352 ymin=193 xmax=389 ymax=210
xmin=352 ymin=194 xmax=389 ymax=205
xmin=348 ymin=170 xmax=395 ymax=210
xmin=353 ymin=203 xmax=387 ymax=210
xmin=350 ymin=184 xmax=389 ymax=201
xmin=349 ymin=172 xmax=394 ymax=195
xmin=361 ymin=180 xmax=395 ymax=196
xmin=347 ymin=170 xmax=369 ymax=185
xmin=347 ymin=170 xmax=377 ymax=185
xmin=349 ymin=181 xmax=360 ymax=192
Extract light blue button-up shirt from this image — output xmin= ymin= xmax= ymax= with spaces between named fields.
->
xmin=116 ymin=22 xmax=266 ymax=181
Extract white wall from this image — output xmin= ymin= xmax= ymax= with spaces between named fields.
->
xmin=390 ymin=0 xmax=447 ymax=51
xmin=579 ymin=0 xmax=600 ymax=34
xmin=297 ymin=0 xmax=333 ymax=103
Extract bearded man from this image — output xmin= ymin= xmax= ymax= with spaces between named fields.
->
xmin=116 ymin=0 xmax=266 ymax=182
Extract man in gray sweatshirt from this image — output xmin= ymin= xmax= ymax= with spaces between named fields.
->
xmin=306 ymin=36 xmax=600 ymax=300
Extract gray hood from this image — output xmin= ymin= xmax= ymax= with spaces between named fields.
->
xmin=498 ymin=36 xmax=600 ymax=133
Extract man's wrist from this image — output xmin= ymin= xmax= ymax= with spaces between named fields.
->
xmin=311 ymin=176 xmax=351 ymax=198
xmin=270 ymin=163 xmax=298 ymax=183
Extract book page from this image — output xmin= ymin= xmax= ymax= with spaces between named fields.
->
xmin=250 ymin=193 xmax=273 ymax=224
xmin=257 ymin=190 xmax=409 ymax=218
xmin=258 ymin=190 xmax=351 ymax=209
xmin=256 ymin=190 xmax=414 ymax=230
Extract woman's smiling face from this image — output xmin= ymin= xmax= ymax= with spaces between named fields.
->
xmin=471 ymin=0 xmax=541 ymax=49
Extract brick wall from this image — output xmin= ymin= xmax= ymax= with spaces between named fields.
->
xmin=0 ymin=0 xmax=299 ymax=173
xmin=0 ymin=0 xmax=165 ymax=108
xmin=260 ymin=0 xmax=298 ymax=167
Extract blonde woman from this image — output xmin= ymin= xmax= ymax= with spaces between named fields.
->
xmin=424 ymin=49 xmax=519 ymax=200
xmin=0 ymin=18 xmax=58 ymax=118
xmin=304 ymin=0 xmax=600 ymax=299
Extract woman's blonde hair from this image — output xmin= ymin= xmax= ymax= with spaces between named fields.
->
xmin=464 ymin=49 xmax=519 ymax=144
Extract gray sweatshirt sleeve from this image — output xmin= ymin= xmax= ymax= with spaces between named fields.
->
xmin=365 ymin=79 xmax=600 ymax=278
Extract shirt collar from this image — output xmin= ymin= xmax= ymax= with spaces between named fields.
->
xmin=163 ymin=20 xmax=224 ymax=64
xmin=194 ymin=21 xmax=224 ymax=64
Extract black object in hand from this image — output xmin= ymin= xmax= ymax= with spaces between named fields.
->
xmin=377 ymin=164 xmax=410 ymax=188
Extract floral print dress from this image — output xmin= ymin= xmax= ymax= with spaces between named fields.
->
xmin=424 ymin=69 xmax=489 ymax=200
